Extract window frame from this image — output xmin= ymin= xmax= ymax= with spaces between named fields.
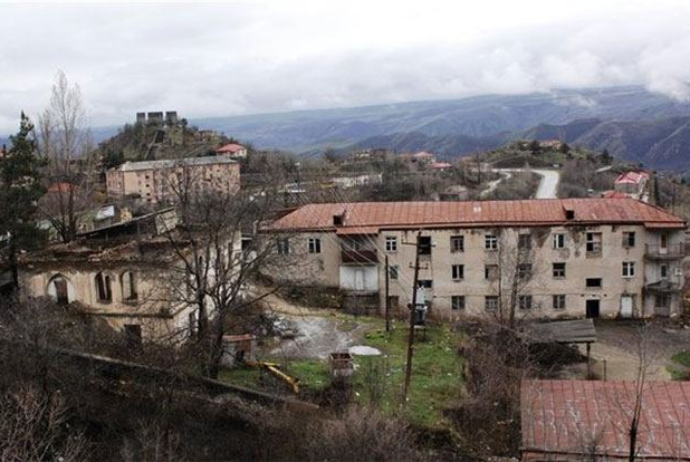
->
xmin=452 ymin=264 xmax=465 ymax=281
xmin=277 ymin=238 xmax=290 ymax=255
xmin=485 ymin=234 xmax=498 ymax=251
xmin=451 ymin=295 xmax=465 ymax=311
xmin=485 ymin=264 xmax=499 ymax=280
xmin=586 ymin=232 xmax=602 ymax=253
xmin=622 ymin=261 xmax=635 ymax=278
xmin=485 ymin=296 xmax=499 ymax=311
xmin=586 ymin=278 xmax=603 ymax=288
xmin=552 ymin=294 xmax=566 ymax=310
xmin=388 ymin=265 xmax=399 ymax=280
xmin=553 ymin=233 xmax=566 ymax=249
xmin=622 ymin=231 xmax=636 ymax=248
xmin=518 ymin=295 xmax=532 ymax=310
xmin=385 ymin=236 xmax=398 ymax=253
xmin=552 ymin=262 xmax=566 ymax=279
xmin=308 ymin=237 xmax=322 ymax=254
xmin=450 ymin=235 xmax=465 ymax=253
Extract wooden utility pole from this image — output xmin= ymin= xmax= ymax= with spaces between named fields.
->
xmin=385 ymin=255 xmax=391 ymax=333
xmin=402 ymin=231 xmax=422 ymax=405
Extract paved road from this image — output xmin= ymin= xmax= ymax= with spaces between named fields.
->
xmin=493 ymin=168 xmax=560 ymax=199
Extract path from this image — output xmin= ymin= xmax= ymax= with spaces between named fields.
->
xmin=492 ymin=168 xmax=561 ymax=199
xmin=479 ymin=171 xmax=512 ymax=198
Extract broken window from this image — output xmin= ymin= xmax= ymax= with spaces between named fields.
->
xmin=622 ymin=232 xmax=636 ymax=248
xmin=517 ymin=264 xmax=532 ymax=280
xmin=553 ymin=294 xmax=566 ymax=310
xmin=552 ymin=262 xmax=566 ymax=278
xmin=553 ymin=233 xmax=566 ymax=249
xmin=277 ymin=238 xmax=290 ymax=255
xmin=124 ymin=324 xmax=142 ymax=349
xmin=418 ymin=236 xmax=432 ymax=255
xmin=518 ymin=295 xmax=532 ymax=310
xmin=95 ymin=272 xmax=112 ymax=302
xmin=451 ymin=296 xmax=465 ymax=310
xmin=586 ymin=232 xmax=602 ymax=253
xmin=418 ymin=280 xmax=433 ymax=289
xmin=121 ymin=271 xmax=137 ymax=301
xmin=518 ymin=234 xmax=532 ymax=250
xmin=485 ymin=296 xmax=499 ymax=311
xmin=450 ymin=235 xmax=464 ymax=252
xmin=388 ymin=265 xmax=399 ymax=280
xmin=485 ymin=265 xmax=499 ymax=280
xmin=586 ymin=278 xmax=602 ymax=288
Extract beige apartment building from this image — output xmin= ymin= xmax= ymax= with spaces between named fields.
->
xmin=106 ymin=156 xmax=240 ymax=204
xmin=264 ymin=199 xmax=686 ymax=320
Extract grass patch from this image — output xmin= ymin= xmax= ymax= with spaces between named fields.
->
xmin=356 ymin=324 xmax=464 ymax=428
xmin=667 ymin=350 xmax=690 ymax=380
xmin=218 ymin=358 xmax=331 ymax=395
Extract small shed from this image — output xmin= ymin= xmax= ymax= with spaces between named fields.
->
xmin=521 ymin=319 xmax=597 ymax=375
xmin=221 ymin=334 xmax=257 ymax=368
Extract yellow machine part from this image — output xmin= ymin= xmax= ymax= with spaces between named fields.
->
xmin=246 ymin=361 xmax=300 ymax=394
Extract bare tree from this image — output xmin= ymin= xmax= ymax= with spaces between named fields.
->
xmin=37 ymin=70 xmax=96 ymax=243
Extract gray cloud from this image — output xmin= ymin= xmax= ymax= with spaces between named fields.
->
xmin=2 ymin=1 xmax=690 ymax=133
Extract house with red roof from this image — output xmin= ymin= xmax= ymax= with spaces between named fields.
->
xmin=521 ymin=379 xmax=690 ymax=460
xmin=614 ymin=171 xmax=650 ymax=200
xmin=216 ymin=143 xmax=247 ymax=158
xmin=263 ymin=198 xmax=686 ymax=320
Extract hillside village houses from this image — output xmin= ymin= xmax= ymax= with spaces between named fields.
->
xmin=216 ymin=142 xmax=248 ymax=158
xmin=264 ymin=198 xmax=686 ymax=319
xmin=106 ymin=156 xmax=240 ymax=204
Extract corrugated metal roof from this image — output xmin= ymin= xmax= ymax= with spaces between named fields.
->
xmin=114 ymin=156 xmax=237 ymax=172
xmin=267 ymin=198 xmax=686 ymax=232
xmin=522 ymin=380 xmax=690 ymax=459
xmin=615 ymin=171 xmax=650 ymax=185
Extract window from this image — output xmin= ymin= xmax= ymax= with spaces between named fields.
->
xmin=553 ymin=233 xmax=566 ymax=249
xmin=623 ymin=232 xmax=636 ymax=248
xmin=452 ymin=264 xmax=464 ymax=281
xmin=518 ymin=234 xmax=532 ymax=250
xmin=517 ymin=264 xmax=532 ymax=279
xmin=660 ymin=264 xmax=669 ymax=279
xmin=419 ymin=236 xmax=432 ymax=255
xmin=450 ymin=236 xmax=464 ymax=252
xmin=485 ymin=235 xmax=498 ymax=250
xmin=586 ymin=278 xmax=602 ymax=288
xmin=277 ymin=238 xmax=290 ymax=255
xmin=121 ymin=271 xmax=137 ymax=301
xmin=418 ymin=280 xmax=433 ymax=289
xmin=552 ymin=262 xmax=566 ymax=278
xmin=485 ymin=265 xmax=499 ymax=280
xmin=452 ymin=296 xmax=465 ymax=310
xmin=622 ymin=262 xmax=635 ymax=278
xmin=308 ymin=238 xmax=321 ymax=254
xmin=518 ymin=295 xmax=532 ymax=310
xmin=388 ymin=265 xmax=399 ymax=280
xmin=553 ymin=294 xmax=566 ymax=310
xmin=656 ymin=293 xmax=671 ymax=308
xmin=586 ymin=232 xmax=602 ymax=253
xmin=95 ymin=272 xmax=112 ymax=302
xmin=485 ymin=296 xmax=499 ymax=311
xmin=385 ymin=236 xmax=398 ymax=252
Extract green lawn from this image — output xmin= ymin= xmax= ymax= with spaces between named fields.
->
xmin=218 ymin=317 xmax=464 ymax=429
xmin=667 ymin=350 xmax=690 ymax=380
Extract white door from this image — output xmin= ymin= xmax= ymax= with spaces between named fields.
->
xmin=620 ymin=296 xmax=633 ymax=318
xmin=354 ymin=269 xmax=365 ymax=291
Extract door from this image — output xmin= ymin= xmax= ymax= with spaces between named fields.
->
xmin=660 ymin=233 xmax=668 ymax=254
xmin=354 ymin=269 xmax=365 ymax=291
xmin=620 ymin=296 xmax=633 ymax=318
xmin=54 ymin=278 xmax=69 ymax=305
xmin=586 ymin=300 xmax=600 ymax=318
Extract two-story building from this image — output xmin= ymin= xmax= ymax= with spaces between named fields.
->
xmin=263 ymin=198 xmax=686 ymax=320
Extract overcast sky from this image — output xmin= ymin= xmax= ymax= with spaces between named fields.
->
xmin=2 ymin=0 xmax=690 ymax=133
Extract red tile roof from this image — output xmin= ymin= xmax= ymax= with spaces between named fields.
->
xmin=266 ymin=198 xmax=685 ymax=232
xmin=522 ymin=380 xmax=690 ymax=460
xmin=615 ymin=171 xmax=650 ymax=185
xmin=216 ymin=143 xmax=246 ymax=154
xmin=603 ymin=190 xmax=629 ymax=199
xmin=47 ymin=182 xmax=78 ymax=193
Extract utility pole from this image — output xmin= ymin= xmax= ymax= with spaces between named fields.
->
xmin=385 ymin=255 xmax=391 ymax=333
xmin=402 ymin=231 xmax=422 ymax=405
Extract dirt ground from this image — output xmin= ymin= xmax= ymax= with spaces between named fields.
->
xmin=564 ymin=319 xmax=690 ymax=381
xmin=260 ymin=290 xmax=373 ymax=359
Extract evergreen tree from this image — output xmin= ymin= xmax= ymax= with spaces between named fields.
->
xmin=600 ymin=148 xmax=612 ymax=165
xmin=559 ymin=142 xmax=570 ymax=154
xmin=0 ymin=113 xmax=47 ymax=289
xmin=528 ymin=139 xmax=541 ymax=156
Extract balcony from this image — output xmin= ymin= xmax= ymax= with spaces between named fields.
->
xmin=341 ymin=249 xmax=378 ymax=264
xmin=645 ymin=279 xmax=682 ymax=293
xmin=645 ymin=244 xmax=685 ymax=260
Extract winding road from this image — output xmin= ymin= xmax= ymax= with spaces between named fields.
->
xmin=490 ymin=168 xmax=561 ymax=199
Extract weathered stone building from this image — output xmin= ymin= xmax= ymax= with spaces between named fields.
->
xmin=264 ymin=198 xmax=686 ymax=319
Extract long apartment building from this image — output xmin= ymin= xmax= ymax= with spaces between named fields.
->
xmin=106 ymin=156 xmax=240 ymax=204
xmin=264 ymin=198 xmax=686 ymax=319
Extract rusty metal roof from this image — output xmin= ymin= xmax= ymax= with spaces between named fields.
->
xmin=521 ymin=380 xmax=690 ymax=460
xmin=267 ymin=198 xmax=686 ymax=232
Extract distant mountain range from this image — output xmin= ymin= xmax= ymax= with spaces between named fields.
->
xmin=194 ymin=86 xmax=690 ymax=170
